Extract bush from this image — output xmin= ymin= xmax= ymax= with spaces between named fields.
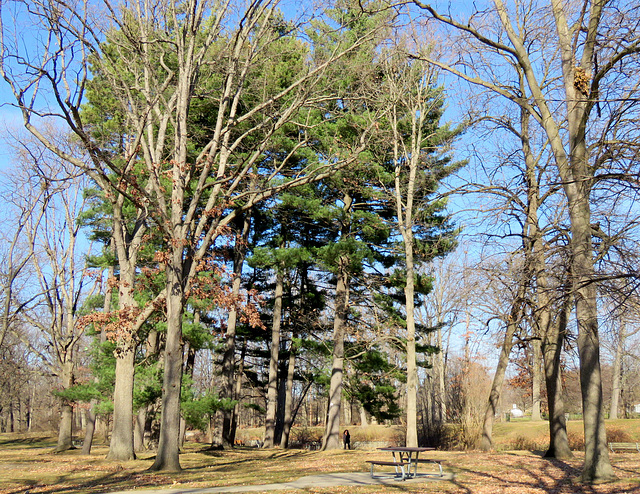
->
xmin=606 ymin=427 xmax=632 ymax=443
xmin=290 ymin=426 xmax=322 ymax=447
xmin=567 ymin=426 xmax=632 ymax=451
xmin=418 ymin=420 xmax=453 ymax=449
xmin=510 ymin=435 xmax=541 ymax=451
xmin=444 ymin=423 xmax=482 ymax=450
xmin=567 ymin=431 xmax=584 ymax=451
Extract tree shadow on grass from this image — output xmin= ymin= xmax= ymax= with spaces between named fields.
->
xmin=444 ymin=452 xmax=632 ymax=494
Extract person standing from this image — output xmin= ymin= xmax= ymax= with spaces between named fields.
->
xmin=343 ymin=430 xmax=351 ymax=449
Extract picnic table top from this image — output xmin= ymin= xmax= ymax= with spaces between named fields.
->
xmin=377 ymin=446 xmax=435 ymax=453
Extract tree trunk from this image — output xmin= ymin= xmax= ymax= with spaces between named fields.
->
xmin=149 ymin=264 xmax=184 ymax=472
xmin=321 ymin=255 xmax=349 ymax=450
xmin=479 ymin=296 xmax=522 ymax=451
xmin=609 ymin=325 xmax=624 ymax=420
xmin=274 ymin=361 xmax=287 ymax=445
xmin=84 ymin=257 xmax=113 ymax=455
xmin=359 ymin=405 xmax=368 ymax=427
xmin=570 ymin=184 xmax=613 ymax=480
xmin=436 ymin=325 xmax=447 ymax=423
xmin=531 ymin=337 xmax=542 ymax=421
xmin=54 ymin=361 xmax=75 ymax=452
xmin=404 ymin=240 xmax=419 ymax=448
xmin=134 ymin=407 xmax=147 ymax=452
xmin=229 ymin=338 xmax=247 ymax=445
xmin=82 ymin=406 xmax=96 ymax=455
xmin=108 ymin=230 xmax=141 ymax=461
xmin=542 ymin=289 xmax=572 ymax=458
xmin=280 ymin=340 xmax=296 ymax=448
xmin=547 ymin=1 xmax=613 ymax=480
xmin=108 ymin=346 xmax=136 ymax=460
xmin=216 ymin=213 xmax=251 ymax=448
xmin=263 ymin=265 xmax=284 ymax=448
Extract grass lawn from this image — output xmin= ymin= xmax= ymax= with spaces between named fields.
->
xmin=1 ymin=421 xmax=639 ymax=494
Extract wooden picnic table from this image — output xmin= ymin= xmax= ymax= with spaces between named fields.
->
xmin=369 ymin=446 xmax=438 ymax=479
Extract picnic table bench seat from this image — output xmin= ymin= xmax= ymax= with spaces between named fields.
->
xmin=609 ymin=442 xmax=640 ymax=453
xmin=366 ymin=460 xmax=409 ymax=480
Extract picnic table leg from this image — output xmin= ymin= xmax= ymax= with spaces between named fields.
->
xmin=392 ymin=452 xmax=408 ymax=480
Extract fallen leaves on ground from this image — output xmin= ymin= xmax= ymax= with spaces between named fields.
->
xmin=0 ymin=436 xmax=639 ymax=494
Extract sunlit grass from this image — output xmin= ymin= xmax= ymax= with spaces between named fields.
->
xmin=1 ymin=421 xmax=640 ymax=494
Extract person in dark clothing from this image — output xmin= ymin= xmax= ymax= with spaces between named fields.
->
xmin=343 ymin=429 xmax=351 ymax=449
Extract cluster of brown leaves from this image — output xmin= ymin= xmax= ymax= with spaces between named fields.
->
xmin=77 ymin=305 xmax=142 ymax=345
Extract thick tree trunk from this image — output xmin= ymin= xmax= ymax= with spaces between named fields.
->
xmin=360 ymin=405 xmax=368 ymax=427
xmin=108 ymin=347 xmax=136 ymax=460
xmin=150 ymin=265 xmax=184 ymax=472
xmin=321 ymin=256 xmax=349 ymax=450
xmin=542 ymin=291 xmax=572 ymax=459
xmin=548 ymin=1 xmax=613 ymax=480
xmin=565 ymin=153 xmax=613 ymax=479
xmin=264 ymin=266 xmax=284 ymax=448
xmin=542 ymin=307 xmax=573 ymax=458
xmin=54 ymin=360 xmax=75 ymax=452
xmin=108 ymin=232 xmax=141 ymax=461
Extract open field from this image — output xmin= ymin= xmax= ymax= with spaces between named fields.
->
xmin=1 ymin=421 xmax=640 ymax=494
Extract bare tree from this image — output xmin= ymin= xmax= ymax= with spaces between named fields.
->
xmin=4 ymin=137 xmax=98 ymax=452
xmin=410 ymin=0 xmax=640 ymax=480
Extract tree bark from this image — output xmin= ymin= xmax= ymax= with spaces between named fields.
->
xmin=149 ymin=261 xmax=185 ymax=471
xmin=264 ymin=264 xmax=284 ymax=448
xmin=531 ymin=338 xmax=543 ymax=421
xmin=609 ymin=325 xmax=624 ymax=420
xmin=542 ymin=291 xmax=572 ymax=458
xmin=280 ymin=339 xmax=297 ymax=448
xmin=216 ymin=214 xmax=251 ymax=447
xmin=108 ymin=346 xmax=136 ymax=460
xmin=479 ymin=295 xmax=523 ymax=451
xmin=108 ymin=201 xmax=146 ymax=461
xmin=436 ymin=325 xmax=447 ymax=423
xmin=229 ymin=338 xmax=247 ymax=445
xmin=321 ymin=255 xmax=350 ymax=450
xmin=404 ymin=241 xmax=419 ymax=448
xmin=134 ymin=407 xmax=147 ymax=452
xmin=54 ymin=360 xmax=75 ymax=452
xmin=413 ymin=0 xmax=617 ymax=477
xmin=150 ymin=278 xmax=183 ymax=472
xmin=82 ymin=407 xmax=96 ymax=455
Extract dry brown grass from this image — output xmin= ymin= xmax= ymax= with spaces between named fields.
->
xmin=1 ymin=423 xmax=640 ymax=494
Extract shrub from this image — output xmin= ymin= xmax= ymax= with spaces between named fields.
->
xmin=510 ymin=435 xmax=541 ymax=451
xmin=444 ymin=423 xmax=482 ymax=450
xmin=606 ymin=427 xmax=632 ymax=443
xmin=567 ymin=431 xmax=584 ymax=451
xmin=290 ymin=426 xmax=322 ymax=445
xmin=567 ymin=426 xmax=632 ymax=451
xmin=418 ymin=420 xmax=452 ymax=449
